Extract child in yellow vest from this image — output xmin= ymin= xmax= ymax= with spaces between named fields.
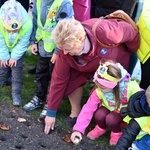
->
xmin=116 ymin=85 xmax=150 ymax=150
xmin=23 ymin=0 xmax=74 ymax=121
xmin=0 ymin=0 xmax=33 ymax=106
xmin=71 ymin=60 xmax=141 ymax=145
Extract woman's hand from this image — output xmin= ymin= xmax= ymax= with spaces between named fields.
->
xmin=31 ymin=44 xmax=39 ymax=55
xmin=44 ymin=116 xmax=56 ymax=134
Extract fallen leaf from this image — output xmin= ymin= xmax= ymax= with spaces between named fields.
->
xmin=17 ymin=118 xmax=26 ymax=122
xmin=0 ymin=124 xmax=10 ymax=131
xmin=12 ymin=110 xmax=16 ymax=113
xmin=62 ymin=135 xmax=72 ymax=143
xmin=36 ymin=134 xmax=40 ymax=138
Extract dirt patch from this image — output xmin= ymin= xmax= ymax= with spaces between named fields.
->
xmin=0 ymin=101 xmax=115 ymax=150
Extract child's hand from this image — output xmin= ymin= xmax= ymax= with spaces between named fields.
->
xmin=71 ymin=131 xmax=82 ymax=144
xmin=0 ymin=60 xmax=8 ymax=67
xmin=8 ymin=58 xmax=17 ymax=67
xmin=51 ymin=53 xmax=58 ymax=64
xmin=44 ymin=116 xmax=56 ymax=134
xmin=31 ymin=44 xmax=38 ymax=55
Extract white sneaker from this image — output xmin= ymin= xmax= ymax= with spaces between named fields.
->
xmin=38 ymin=104 xmax=47 ymax=123
xmin=128 ymin=143 xmax=139 ymax=150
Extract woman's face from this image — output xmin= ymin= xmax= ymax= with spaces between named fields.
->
xmin=58 ymin=42 xmax=84 ymax=56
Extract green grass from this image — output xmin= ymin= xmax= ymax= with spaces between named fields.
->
xmin=0 ymin=53 xmax=114 ymax=148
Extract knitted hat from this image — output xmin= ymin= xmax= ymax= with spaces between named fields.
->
xmin=1 ymin=0 xmax=23 ymax=31
xmin=135 ymin=134 xmax=150 ymax=150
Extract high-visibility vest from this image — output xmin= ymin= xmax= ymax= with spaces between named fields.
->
xmin=134 ymin=117 xmax=150 ymax=140
xmin=96 ymin=80 xmax=140 ymax=111
xmin=0 ymin=18 xmax=32 ymax=52
xmin=35 ymin=0 xmax=63 ymax=52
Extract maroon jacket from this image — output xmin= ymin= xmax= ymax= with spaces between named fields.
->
xmin=46 ymin=18 xmax=139 ymax=117
xmin=73 ymin=0 xmax=91 ymax=22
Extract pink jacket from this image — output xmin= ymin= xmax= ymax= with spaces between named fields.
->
xmin=73 ymin=0 xmax=91 ymax=21
xmin=73 ymin=90 xmax=101 ymax=134
xmin=73 ymin=78 xmax=142 ymax=134
xmin=73 ymin=86 xmax=133 ymax=134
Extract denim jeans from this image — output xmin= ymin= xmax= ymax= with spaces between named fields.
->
xmin=0 ymin=54 xmax=25 ymax=95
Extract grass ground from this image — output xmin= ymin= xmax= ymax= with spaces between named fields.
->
xmin=0 ymin=53 xmax=115 ymax=149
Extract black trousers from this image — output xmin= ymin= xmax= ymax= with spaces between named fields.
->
xmin=35 ymin=56 xmax=54 ymax=101
xmin=140 ymin=57 xmax=150 ymax=90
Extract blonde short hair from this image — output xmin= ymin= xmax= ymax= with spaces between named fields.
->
xmin=52 ymin=19 xmax=86 ymax=49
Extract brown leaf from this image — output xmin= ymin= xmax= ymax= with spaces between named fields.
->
xmin=0 ymin=124 xmax=10 ymax=131
xmin=12 ymin=110 xmax=16 ymax=113
xmin=62 ymin=135 xmax=72 ymax=143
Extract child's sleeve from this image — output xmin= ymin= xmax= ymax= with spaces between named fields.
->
xmin=73 ymin=90 xmax=101 ymax=134
xmin=121 ymin=90 xmax=150 ymax=118
xmin=0 ymin=33 xmax=10 ymax=61
xmin=116 ymin=119 xmax=141 ymax=150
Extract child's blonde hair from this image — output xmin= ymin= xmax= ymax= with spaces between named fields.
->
xmin=96 ymin=60 xmax=122 ymax=110
xmin=52 ymin=19 xmax=86 ymax=49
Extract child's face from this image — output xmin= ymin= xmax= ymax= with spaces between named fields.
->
xmin=95 ymin=81 xmax=113 ymax=93
xmin=6 ymin=29 xmax=19 ymax=34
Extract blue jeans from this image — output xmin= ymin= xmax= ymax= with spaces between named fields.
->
xmin=0 ymin=54 xmax=25 ymax=95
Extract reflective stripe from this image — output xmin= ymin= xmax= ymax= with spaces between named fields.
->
xmin=44 ymin=39 xmax=54 ymax=42
xmin=37 ymin=25 xmax=54 ymax=32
